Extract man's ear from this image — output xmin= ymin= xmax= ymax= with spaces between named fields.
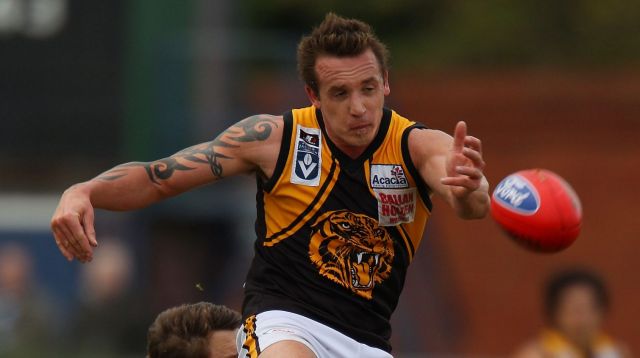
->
xmin=305 ymin=85 xmax=321 ymax=108
xmin=383 ymin=70 xmax=391 ymax=96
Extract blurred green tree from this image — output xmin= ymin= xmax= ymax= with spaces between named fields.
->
xmin=239 ymin=0 xmax=640 ymax=69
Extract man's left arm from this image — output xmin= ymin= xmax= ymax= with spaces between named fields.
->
xmin=408 ymin=121 xmax=490 ymax=219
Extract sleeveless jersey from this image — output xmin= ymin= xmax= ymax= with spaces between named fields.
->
xmin=242 ymin=106 xmax=432 ymax=352
xmin=539 ymin=329 xmax=625 ymax=358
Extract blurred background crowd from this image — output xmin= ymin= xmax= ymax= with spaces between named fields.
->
xmin=1 ymin=0 xmax=639 ymax=356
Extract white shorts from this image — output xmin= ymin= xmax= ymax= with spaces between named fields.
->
xmin=236 ymin=310 xmax=393 ymax=358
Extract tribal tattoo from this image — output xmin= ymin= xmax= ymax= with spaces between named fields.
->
xmin=96 ymin=115 xmax=278 ymax=184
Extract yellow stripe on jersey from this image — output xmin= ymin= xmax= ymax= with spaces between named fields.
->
xmin=369 ymin=109 xmax=432 ymax=258
xmin=264 ymin=160 xmax=340 ymax=246
xmin=396 ymin=224 xmax=415 ymax=261
xmin=262 ymin=106 xmax=338 ymax=246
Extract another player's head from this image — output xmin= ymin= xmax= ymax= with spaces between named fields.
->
xmin=147 ymin=302 xmax=241 ymax=358
xmin=298 ymin=13 xmax=391 ymax=152
xmin=544 ymin=269 xmax=609 ymax=347
xmin=0 ymin=242 xmax=33 ymax=296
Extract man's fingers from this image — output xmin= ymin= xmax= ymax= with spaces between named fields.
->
xmin=452 ymin=121 xmax=467 ymax=152
xmin=455 ymin=165 xmax=483 ymax=179
xmin=52 ymin=229 xmax=74 ymax=261
xmin=462 ymin=147 xmax=485 ymax=169
xmin=441 ymin=176 xmax=469 ymax=187
xmin=55 ymin=224 xmax=82 ymax=258
xmin=441 ymin=176 xmax=481 ymax=190
xmin=82 ymin=210 xmax=98 ymax=247
xmin=59 ymin=212 xmax=92 ymax=262
xmin=54 ymin=226 xmax=87 ymax=263
xmin=67 ymin=215 xmax=93 ymax=261
xmin=464 ymin=136 xmax=482 ymax=154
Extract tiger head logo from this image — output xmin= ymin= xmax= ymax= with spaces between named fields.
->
xmin=309 ymin=210 xmax=394 ymax=300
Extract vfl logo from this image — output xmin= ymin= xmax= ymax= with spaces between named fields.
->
xmin=298 ymin=153 xmax=317 ymax=178
xmin=493 ymin=174 xmax=540 ymax=215
xmin=291 ymin=125 xmax=322 ymax=186
xmin=309 ymin=210 xmax=394 ymax=300
xmin=370 ymin=164 xmax=409 ymax=189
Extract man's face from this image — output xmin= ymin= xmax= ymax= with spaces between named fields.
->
xmin=554 ymin=285 xmax=604 ymax=347
xmin=208 ymin=329 xmax=237 ymax=358
xmin=306 ymin=49 xmax=390 ymax=156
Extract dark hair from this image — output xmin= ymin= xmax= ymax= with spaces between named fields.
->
xmin=544 ymin=269 xmax=609 ymax=322
xmin=297 ymin=12 xmax=390 ymax=95
xmin=147 ymin=302 xmax=242 ymax=358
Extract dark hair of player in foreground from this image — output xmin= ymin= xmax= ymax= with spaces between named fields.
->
xmin=147 ymin=302 xmax=241 ymax=358
xmin=297 ymin=12 xmax=390 ymax=96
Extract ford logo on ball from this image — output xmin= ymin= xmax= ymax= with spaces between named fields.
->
xmin=493 ymin=174 xmax=540 ymax=215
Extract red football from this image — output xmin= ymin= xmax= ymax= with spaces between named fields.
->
xmin=490 ymin=169 xmax=582 ymax=252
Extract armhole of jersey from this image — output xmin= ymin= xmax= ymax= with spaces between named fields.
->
xmin=401 ymin=123 xmax=434 ymax=211
xmin=262 ymin=111 xmax=293 ymax=193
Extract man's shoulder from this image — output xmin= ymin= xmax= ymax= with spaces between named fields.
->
xmin=244 ymin=113 xmax=285 ymax=125
xmin=229 ymin=114 xmax=285 ymax=176
xmin=287 ymin=106 xmax=319 ymax=127
xmin=406 ymin=123 xmax=448 ymax=151
xmin=236 ymin=113 xmax=285 ymax=139
xmin=387 ymin=108 xmax=422 ymax=127
xmin=404 ymin=120 xmax=451 ymax=170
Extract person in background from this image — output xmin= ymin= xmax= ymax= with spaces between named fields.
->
xmin=0 ymin=242 xmax=57 ymax=356
xmin=147 ymin=302 xmax=241 ymax=358
xmin=69 ymin=239 xmax=149 ymax=356
xmin=514 ymin=269 xmax=631 ymax=358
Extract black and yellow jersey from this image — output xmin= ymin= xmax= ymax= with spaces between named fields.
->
xmin=539 ymin=330 xmax=626 ymax=358
xmin=242 ymin=106 xmax=432 ymax=352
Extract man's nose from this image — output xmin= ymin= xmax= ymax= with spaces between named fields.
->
xmin=349 ymin=94 xmax=366 ymax=117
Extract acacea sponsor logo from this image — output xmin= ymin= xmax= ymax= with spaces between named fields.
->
xmin=370 ymin=164 xmax=408 ymax=189
xmin=493 ymin=174 xmax=540 ymax=214
xmin=371 ymin=175 xmax=408 ymax=187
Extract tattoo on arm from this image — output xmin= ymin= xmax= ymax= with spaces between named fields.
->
xmin=95 ymin=159 xmax=194 ymax=184
xmin=96 ymin=115 xmax=278 ymax=184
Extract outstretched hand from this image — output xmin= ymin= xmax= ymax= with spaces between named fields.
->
xmin=440 ymin=121 xmax=486 ymax=199
xmin=50 ymin=186 xmax=98 ymax=263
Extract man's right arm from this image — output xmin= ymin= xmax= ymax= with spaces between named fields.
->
xmin=51 ymin=114 xmax=283 ymax=262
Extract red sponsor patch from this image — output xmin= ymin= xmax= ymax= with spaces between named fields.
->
xmin=375 ymin=188 xmax=416 ymax=226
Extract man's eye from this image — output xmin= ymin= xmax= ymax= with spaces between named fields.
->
xmin=334 ymin=91 xmax=346 ymax=98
